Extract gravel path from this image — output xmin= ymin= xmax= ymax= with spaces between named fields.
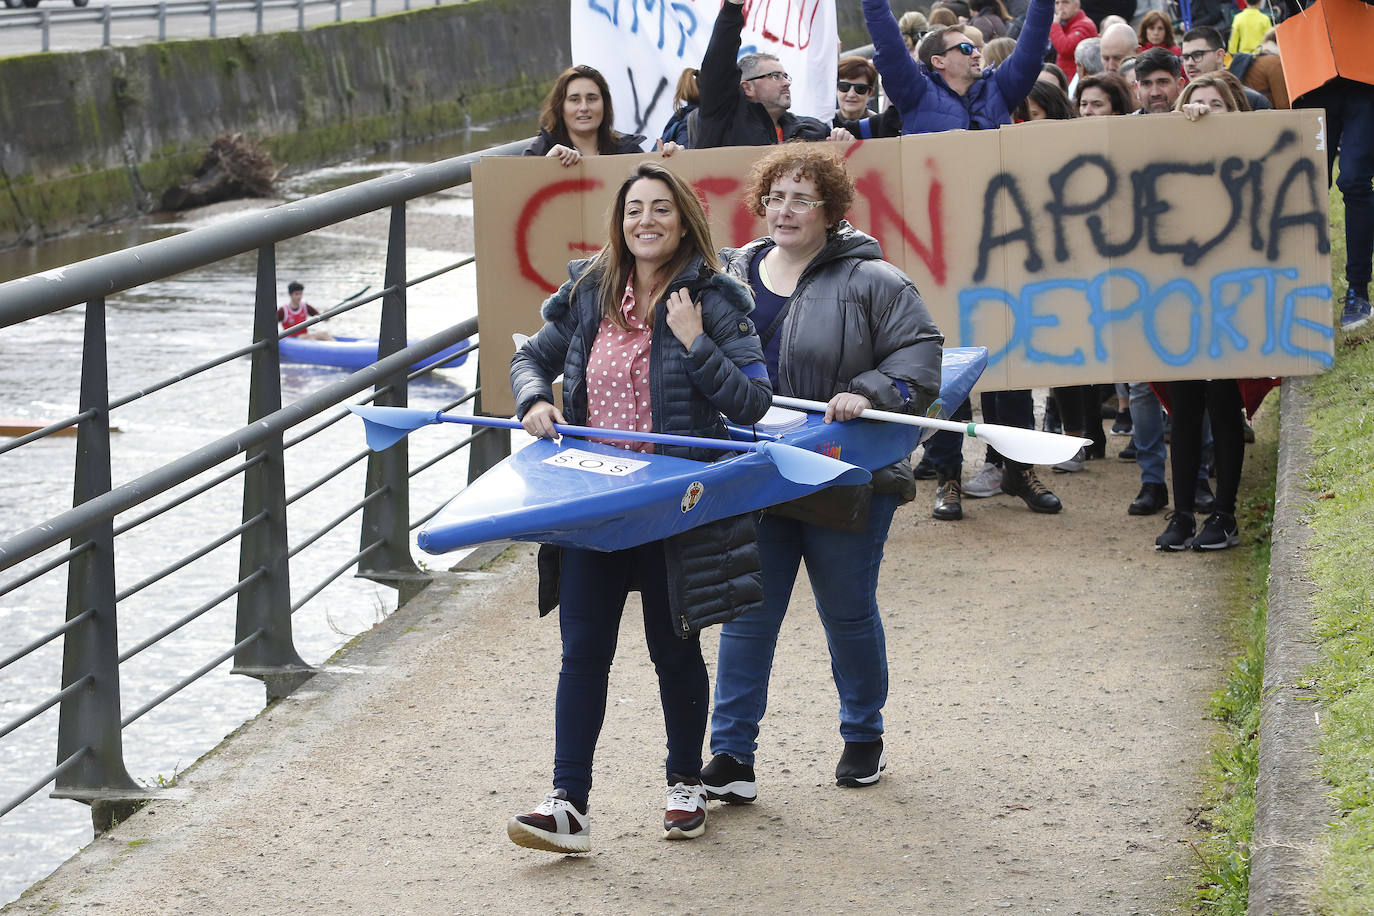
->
xmin=6 ymin=433 xmax=1237 ymax=915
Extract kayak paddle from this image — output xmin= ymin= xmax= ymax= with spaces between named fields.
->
xmin=348 ymin=405 xmax=870 ymax=487
xmin=771 ymin=396 xmax=1090 ymax=466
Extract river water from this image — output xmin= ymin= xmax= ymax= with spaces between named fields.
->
xmin=0 ymin=119 xmax=531 ymax=904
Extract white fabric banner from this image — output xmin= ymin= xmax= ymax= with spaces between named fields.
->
xmin=569 ymin=0 xmax=839 ymax=146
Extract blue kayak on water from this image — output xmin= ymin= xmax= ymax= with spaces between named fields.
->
xmin=416 ymin=347 xmax=987 ymax=554
xmin=279 ymin=335 xmax=470 ymax=371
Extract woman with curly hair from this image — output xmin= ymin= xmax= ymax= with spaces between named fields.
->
xmin=700 ymin=146 xmax=943 ymax=803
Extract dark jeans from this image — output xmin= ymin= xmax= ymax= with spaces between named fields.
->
xmin=1301 ymin=79 xmax=1374 ymax=295
xmin=1166 ymin=380 xmax=1244 ymax=516
xmin=922 ymin=397 xmax=972 ymax=477
xmin=1051 ymin=384 xmax=1106 ymax=453
xmin=553 ymin=542 xmax=708 ymax=803
xmin=979 ymin=389 xmax=1034 ymax=465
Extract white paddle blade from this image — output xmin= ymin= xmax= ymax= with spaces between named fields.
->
xmin=974 ymin=425 xmax=1091 ymax=465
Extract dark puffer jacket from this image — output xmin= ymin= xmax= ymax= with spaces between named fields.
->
xmin=523 ymin=128 xmax=648 ymax=157
xmin=721 ymin=223 xmax=944 ymax=500
xmin=510 ymin=255 xmax=772 ymax=635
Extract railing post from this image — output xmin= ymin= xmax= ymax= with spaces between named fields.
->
xmin=358 ymin=204 xmax=428 ymax=600
xmin=231 ymin=245 xmax=313 ymax=700
xmin=101 ymin=4 xmax=111 ymax=46
xmin=296 ymin=0 xmax=304 ymax=31
xmin=209 ymin=0 xmax=217 ymax=38
xmin=41 ymin=10 xmax=50 ymax=53
xmin=255 ymin=0 xmax=262 ymax=33
xmin=158 ymin=1 xmax=167 ymax=41
xmin=52 ymin=296 xmax=146 ymax=832
xmin=370 ymin=0 xmax=377 ymax=16
xmin=466 ymin=366 xmax=511 ymax=484
xmin=334 ymin=0 xmax=341 ymax=22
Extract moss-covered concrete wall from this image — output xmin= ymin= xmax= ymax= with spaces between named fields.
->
xmin=0 ymin=0 xmax=568 ymax=247
xmin=0 ymin=0 xmax=881 ymax=249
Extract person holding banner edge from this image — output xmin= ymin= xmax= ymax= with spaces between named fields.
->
xmin=524 ymin=65 xmax=680 ymax=167
xmin=701 ymin=146 xmax=943 ymax=801
xmin=507 ymin=163 xmax=772 ymax=852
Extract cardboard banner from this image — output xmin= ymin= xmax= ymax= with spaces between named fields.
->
xmin=570 ymin=0 xmax=839 ymax=143
xmin=473 ymin=110 xmax=1333 ymax=416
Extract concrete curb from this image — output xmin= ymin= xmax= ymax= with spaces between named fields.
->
xmin=1249 ymin=376 xmax=1333 ymax=914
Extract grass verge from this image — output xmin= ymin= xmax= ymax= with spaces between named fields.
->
xmin=1305 ymin=320 xmax=1374 ymax=913
xmin=1187 ymin=394 xmax=1279 ymax=912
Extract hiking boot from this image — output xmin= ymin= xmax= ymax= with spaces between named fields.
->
xmin=933 ymin=475 xmax=963 ymax=520
xmin=1128 ymin=482 xmax=1168 ymax=516
xmin=508 ymin=789 xmax=591 ymax=853
xmin=1000 ymin=464 xmax=1062 ymax=513
xmin=663 ymin=777 xmax=707 ymax=840
xmin=963 ymin=462 xmax=1003 ymax=498
xmin=1111 ymin=409 xmax=1133 ymax=436
xmin=1192 ymin=512 xmax=1240 ymax=550
xmin=1194 ymin=479 xmax=1217 ymax=515
xmin=1154 ymin=511 xmax=1195 ymax=551
xmin=1052 ymin=446 xmax=1086 ymax=474
xmin=1340 ymin=288 xmax=1372 ymax=331
xmin=700 ymin=752 xmax=757 ymax=805
xmin=913 ymin=455 xmax=937 ymax=480
xmin=835 ymin=739 xmax=886 ymax=788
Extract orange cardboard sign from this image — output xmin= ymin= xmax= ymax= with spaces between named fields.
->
xmin=1276 ymin=0 xmax=1374 ymax=101
xmin=473 ymin=111 xmax=1333 ymax=416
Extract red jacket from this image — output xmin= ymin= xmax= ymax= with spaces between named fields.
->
xmin=1050 ymin=10 xmax=1098 ymax=79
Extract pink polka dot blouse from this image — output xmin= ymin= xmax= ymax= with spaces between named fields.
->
xmin=585 ymin=282 xmax=655 ymax=453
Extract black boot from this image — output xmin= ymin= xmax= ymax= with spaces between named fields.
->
xmin=1000 ymin=461 xmax=1062 ymax=514
xmin=1128 ymin=482 xmax=1168 ymax=516
xmin=933 ymin=474 xmax=963 ymax=521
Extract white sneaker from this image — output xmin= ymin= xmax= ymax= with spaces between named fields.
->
xmin=507 ymin=789 xmax=591 ymax=853
xmin=963 ymin=462 xmax=1003 ymax=498
xmin=1052 ymin=447 xmax=1086 ymax=474
xmin=663 ymin=779 xmax=707 ymax=840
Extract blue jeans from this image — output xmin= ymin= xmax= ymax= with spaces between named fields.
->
xmin=921 ymin=398 xmax=971 ymax=477
xmin=1301 ymin=78 xmax=1374 ymax=294
xmin=1131 ymin=382 xmax=1212 ymax=488
xmin=554 ymin=542 xmax=707 ymax=803
xmin=710 ymin=492 xmax=898 ymax=764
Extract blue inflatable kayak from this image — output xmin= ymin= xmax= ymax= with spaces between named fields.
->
xmin=417 ymin=347 xmax=987 ymax=554
xmin=279 ymin=335 xmax=470 ymax=371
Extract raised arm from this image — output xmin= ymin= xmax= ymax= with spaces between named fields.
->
xmin=861 ymin=0 xmax=928 ymax=112
xmin=993 ymin=0 xmax=1055 ymax=107
xmin=695 ymin=0 xmax=748 ymax=148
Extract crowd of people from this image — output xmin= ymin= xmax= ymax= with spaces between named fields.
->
xmin=506 ymin=0 xmax=1370 ymax=853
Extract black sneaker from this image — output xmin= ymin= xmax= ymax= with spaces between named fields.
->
xmin=1194 ymin=480 xmax=1217 ymax=515
xmin=913 ymin=455 xmax=937 ymax=480
xmin=1000 ymin=464 xmax=1062 ymax=514
xmin=700 ymin=753 xmax=756 ymax=805
xmin=1192 ymin=512 xmax=1239 ymax=550
xmin=1154 ymin=511 xmax=1195 ymax=551
xmin=932 ymin=475 xmax=963 ymax=520
xmin=1111 ymin=409 xmax=1133 ymax=436
xmin=1118 ymin=442 xmax=1138 ymax=461
xmin=835 ymin=739 xmax=886 ymax=788
xmin=1127 ymin=482 xmax=1168 ymax=516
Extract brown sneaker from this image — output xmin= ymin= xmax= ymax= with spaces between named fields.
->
xmin=663 ymin=777 xmax=707 ymax=840
xmin=933 ymin=475 xmax=963 ymax=521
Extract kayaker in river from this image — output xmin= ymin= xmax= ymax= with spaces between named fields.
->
xmin=702 ymin=146 xmax=943 ymax=802
xmin=507 ymin=161 xmax=772 ymax=853
xmin=524 ymin=64 xmax=681 ymax=167
xmin=276 ymin=281 xmax=333 ymax=340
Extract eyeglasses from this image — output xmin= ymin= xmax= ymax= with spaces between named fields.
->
xmin=761 ymin=195 xmax=826 ymax=214
xmin=744 ymin=71 xmax=791 ymax=83
xmin=936 ymin=41 xmax=977 ymax=57
xmin=837 ymin=80 xmax=874 ymax=95
xmin=1181 ymin=49 xmax=1218 ymax=63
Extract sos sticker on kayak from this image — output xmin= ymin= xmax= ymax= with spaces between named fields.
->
xmin=544 ymin=448 xmax=649 ymax=477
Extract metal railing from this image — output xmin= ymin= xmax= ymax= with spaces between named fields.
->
xmin=0 ymin=135 xmax=529 ymax=831
xmin=0 ymin=0 xmax=462 ymax=54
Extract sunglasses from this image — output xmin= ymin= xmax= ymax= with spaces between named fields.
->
xmin=937 ymin=41 xmax=977 ymax=57
xmin=837 ymin=80 xmax=874 ymax=95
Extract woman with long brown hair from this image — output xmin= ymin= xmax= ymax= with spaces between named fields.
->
xmin=507 ymin=162 xmax=771 ymax=852
xmin=526 ymin=65 xmax=678 ymax=167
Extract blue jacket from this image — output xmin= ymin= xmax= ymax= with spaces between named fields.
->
xmin=861 ymin=0 xmax=1053 ymax=132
